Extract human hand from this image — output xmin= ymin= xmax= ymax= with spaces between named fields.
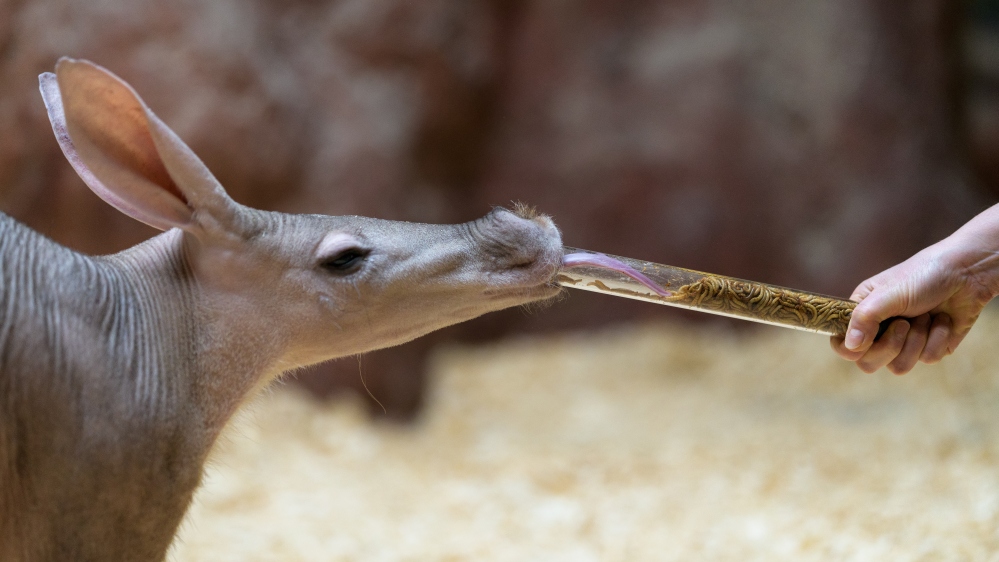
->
xmin=830 ymin=226 xmax=999 ymax=374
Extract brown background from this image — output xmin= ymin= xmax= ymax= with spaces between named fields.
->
xmin=1 ymin=0 xmax=996 ymax=417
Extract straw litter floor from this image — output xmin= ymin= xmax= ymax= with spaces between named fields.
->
xmin=170 ymin=308 xmax=999 ymax=561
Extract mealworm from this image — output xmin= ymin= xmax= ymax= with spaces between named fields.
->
xmin=665 ymin=276 xmax=855 ymax=335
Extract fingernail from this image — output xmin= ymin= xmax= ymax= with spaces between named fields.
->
xmin=845 ymin=329 xmax=864 ymax=350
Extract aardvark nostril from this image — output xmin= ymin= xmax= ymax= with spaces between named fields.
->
xmin=509 ymin=252 xmax=539 ymax=269
xmin=469 ymin=205 xmax=562 ymax=274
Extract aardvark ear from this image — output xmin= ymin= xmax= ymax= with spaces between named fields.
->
xmin=39 ymin=57 xmax=236 ymax=232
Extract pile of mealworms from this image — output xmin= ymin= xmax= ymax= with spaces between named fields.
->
xmin=667 ymin=275 xmax=854 ymax=335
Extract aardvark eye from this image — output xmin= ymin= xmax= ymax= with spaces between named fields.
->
xmin=320 ymin=248 xmax=369 ymax=274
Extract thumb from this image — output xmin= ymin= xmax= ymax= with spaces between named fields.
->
xmin=844 ymin=281 xmax=912 ymax=352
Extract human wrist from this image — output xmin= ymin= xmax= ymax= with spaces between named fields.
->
xmin=942 ymin=219 xmax=999 ymax=298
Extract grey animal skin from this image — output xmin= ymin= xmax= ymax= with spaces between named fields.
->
xmin=0 ymin=58 xmax=562 ymax=562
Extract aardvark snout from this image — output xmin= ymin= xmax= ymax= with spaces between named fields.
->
xmin=474 ymin=206 xmax=563 ymax=285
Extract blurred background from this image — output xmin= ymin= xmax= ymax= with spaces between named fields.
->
xmin=0 ymin=0 xmax=997 ymax=418
xmin=3 ymin=0 xmax=999 ymax=559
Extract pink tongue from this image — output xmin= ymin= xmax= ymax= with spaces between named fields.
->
xmin=562 ymin=252 xmax=671 ymax=297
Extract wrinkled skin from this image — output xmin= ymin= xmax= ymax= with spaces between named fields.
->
xmin=0 ymin=58 xmax=563 ymax=561
xmin=831 ymin=204 xmax=999 ymax=374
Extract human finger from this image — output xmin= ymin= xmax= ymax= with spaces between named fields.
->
xmin=829 ymin=335 xmax=865 ymax=361
xmin=855 ymin=319 xmax=910 ymax=373
xmin=849 ymin=278 xmax=877 ymax=303
xmin=887 ymin=313 xmax=931 ymax=375
xmin=921 ymin=313 xmax=954 ymax=364
xmin=844 ymin=286 xmax=910 ymax=353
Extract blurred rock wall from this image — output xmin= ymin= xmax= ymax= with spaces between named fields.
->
xmin=966 ymin=0 xmax=999 ymax=193
xmin=0 ymin=0 xmax=498 ymax=248
xmin=0 ymin=0 xmax=990 ymax=417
